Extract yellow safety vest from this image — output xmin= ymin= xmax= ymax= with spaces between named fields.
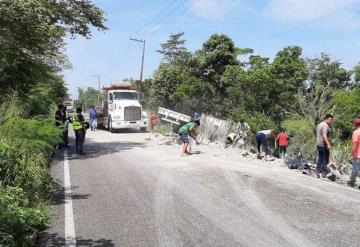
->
xmin=72 ymin=114 xmax=82 ymax=130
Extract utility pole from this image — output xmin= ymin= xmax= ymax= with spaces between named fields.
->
xmin=130 ymin=37 xmax=146 ymax=81
xmin=83 ymin=88 xmax=87 ymax=112
xmin=92 ymin=74 xmax=101 ymax=103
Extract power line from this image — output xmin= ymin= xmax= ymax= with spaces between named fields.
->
xmin=136 ymin=0 xmax=182 ymax=35
xmin=140 ymin=0 xmax=192 ymax=36
xmin=146 ymin=2 xmax=193 ymax=36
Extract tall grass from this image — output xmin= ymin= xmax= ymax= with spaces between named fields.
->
xmin=330 ymin=144 xmax=352 ymax=169
xmin=0 ymin=97 xmax=62 ymax=246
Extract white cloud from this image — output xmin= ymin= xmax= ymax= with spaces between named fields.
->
xmin=266 ymin=0 xmax=360 ymax=23
xmin=191 ymin=0 xmax=240 ymax=18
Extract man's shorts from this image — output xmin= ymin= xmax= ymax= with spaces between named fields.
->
xmin=179 ymin=132 xmax=189 ymax=143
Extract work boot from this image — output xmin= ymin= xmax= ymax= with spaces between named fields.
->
xmin=327 ymin=174 xmax=336 ymax=182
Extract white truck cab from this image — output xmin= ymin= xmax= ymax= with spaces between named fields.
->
xmin=101 ymin=83 xmax=148 ymax=132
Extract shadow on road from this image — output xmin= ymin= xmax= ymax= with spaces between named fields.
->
xmin=66 ymin=137 xmax=146 ymax=160
xmin=49 ymin=183 xmax=91 ymax=205
xmin=38 ymin=233 xmax=115 ymax=247
xmin=105 ymin=128 xmax=147 ymax=134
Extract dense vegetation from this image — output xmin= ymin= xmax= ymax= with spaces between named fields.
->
xmin=0 ymin=98 xmax=61 ymax=246
xmin=0 ymin=0 xmax=106 ymax=245
xmin=137 ymin=32 xmax=360 ymax=161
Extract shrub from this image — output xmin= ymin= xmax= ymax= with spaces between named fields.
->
xmin=330 ymin=143 xmax=352 ymax=168
xmin=0 ymin=186 xmax=47 ymax=247
xmin=0 ymin=98 xmax=61 ymax=246
xmin=333 ymin=89 xmax=360 ymax=139
xmin=156 ymin=121 xmax=172 ymax=135
xmin=282 ymin=118 xmax=317 ymax=162
xmin=230 ymin=108 xmax=277 ymax=133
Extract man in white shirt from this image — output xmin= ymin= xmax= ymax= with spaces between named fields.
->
xmin=255 ymin=129 xmax=276 ymax=155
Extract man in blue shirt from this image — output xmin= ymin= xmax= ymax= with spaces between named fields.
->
xmin=89 ymin=106 xmax=97 ymax=131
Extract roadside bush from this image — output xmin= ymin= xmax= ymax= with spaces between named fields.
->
xmin=331 ymin=143 xmax=352 ymax=166
xmin=156 ymin=121 xmax=172 ymax=135
xmin=230 ymin=108 xmax=277 ymax=133
xmin=282 ymin=118 xmax=317 ymax=162
xmin=0 ymin=186 xmax=47 ymax=246
xmin=0 ymin=98 xmax=61 ymax=246
xmin=330 ymin=143 xmax=352 ymax=178
xmin=333 ymin=89 xmax=360 ymax=139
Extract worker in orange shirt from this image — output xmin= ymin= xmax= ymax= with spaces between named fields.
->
xmin=276 ymin=130 xmax=289 ymax=158
xmin=149 ymin=112 xmax=158 ymax=133
xmin=348 ymin=117 xmax=360 ymax=188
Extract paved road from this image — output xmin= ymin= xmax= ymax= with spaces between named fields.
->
xmin=40 ymin=130 xmax=360 ymax=247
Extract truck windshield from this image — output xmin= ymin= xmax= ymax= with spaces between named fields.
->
xmin=113 ymin=92 xmax=138 ymax=100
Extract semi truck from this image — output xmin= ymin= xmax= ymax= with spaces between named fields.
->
xmin=63 ymin=99 xmax=74 ymax=113
xmin=98 ymin=82 xmax=148 ymax=133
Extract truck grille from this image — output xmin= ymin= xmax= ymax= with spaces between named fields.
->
xmin=124 ymin=106 xmax=141 ymax=121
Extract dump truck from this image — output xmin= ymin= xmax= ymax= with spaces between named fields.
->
xmin=99 ymin=82 xmax=148 ymax=133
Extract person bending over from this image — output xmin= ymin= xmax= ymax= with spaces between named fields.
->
xmin=255 ymin=129 xmax=276 ymax=156
xmin=178 ymin=120 xmax=200 ymax=156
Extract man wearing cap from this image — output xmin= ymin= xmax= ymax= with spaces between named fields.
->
xmin=348 ymin=117 xmax=360 ymax=188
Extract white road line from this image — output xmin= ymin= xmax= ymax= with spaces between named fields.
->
xmin=64 ymin=150 xmax=76 ymax=247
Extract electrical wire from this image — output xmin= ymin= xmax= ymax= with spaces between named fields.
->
xmin=136 ymin=0 xmax=182 ymax=35
xmin=146 ymin=1 xmax=193 ymax=36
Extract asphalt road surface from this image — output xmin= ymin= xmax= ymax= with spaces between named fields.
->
xmin=39 ymin=129 xmax=360 ymax=247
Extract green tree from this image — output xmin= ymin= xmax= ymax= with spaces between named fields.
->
xmin=352 ymin=62 xmax=360 ymax=87
xmin=26 ymin=73 xmax=67 ymax=116
xmin=0 ymin=0 xmax=107 ymax=96
xmin=134 ymin=79 xmax=153 ymax=107
xmin=307 ymin=53 xmax=351 ymax=90
xmin=333 ymin=89 xmax=360 ymax=138
xmin=74 ymin=87 xmax=102 ymax=111
xmin=170 ymin=76 xmax=215 ymax=115
xmin=288 ymin=54 xmax=351 ymax=130
xmin=269 ymin=46 xmax=308 ymax=120
xmin=225 ymin=65 xmax=274 ymax=114
xmin=156 ymin=32 xmax=190 ymax=65
xmin=149 ymin=64 xmax=185 ymax=109
xmin=198 ymin=34 xmax=239 ymax=88
xmin=247 ymin=55 xmax=269 ymax=70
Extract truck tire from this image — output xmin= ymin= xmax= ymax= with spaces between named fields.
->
xmin=140 ymin=127 xmax=147 ymax=133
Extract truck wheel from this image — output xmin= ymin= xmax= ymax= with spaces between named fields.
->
xmin=140 ymin=127 xmax=147 ymax=133
xmin=109 ymin=119 xmax=115 ymax=133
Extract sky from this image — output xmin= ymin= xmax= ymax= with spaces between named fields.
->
xmin=63 ymin=0 xmax=360 ymax=99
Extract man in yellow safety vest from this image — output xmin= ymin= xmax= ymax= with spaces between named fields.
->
xmin=72 ymin=107 xmax=87 ymax=155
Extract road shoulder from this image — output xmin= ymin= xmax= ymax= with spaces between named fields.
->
xmin=38 ymin=149 xmax=66 ymax=247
